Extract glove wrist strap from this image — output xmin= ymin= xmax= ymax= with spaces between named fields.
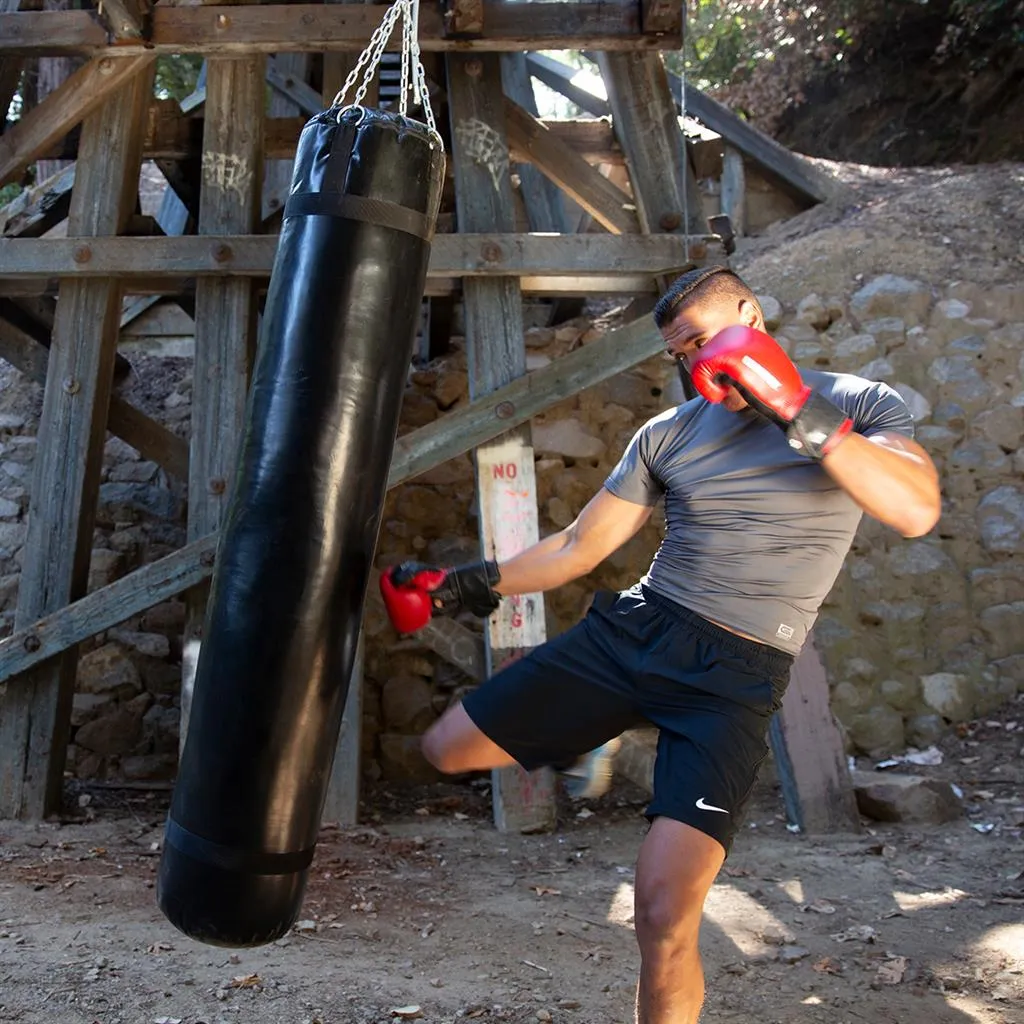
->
xmin=785 ymin=391 xmax=853 ymax=460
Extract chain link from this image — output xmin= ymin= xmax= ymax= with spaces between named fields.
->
xmin=329 ymin=0 xmax=442 ymax=145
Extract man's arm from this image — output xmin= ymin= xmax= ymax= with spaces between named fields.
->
xmin=822 ymin=430 xmax=941 ymax=538
xmin=496 ymin=487 xmax=654 ymax=595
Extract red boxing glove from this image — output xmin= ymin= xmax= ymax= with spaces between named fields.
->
xmin=379 ymin=560 xmax=501 ymax=634
xmin=690 ymin=325 xmax=853 ymax=460
xmin=379 ymin=567 xmax=436 ymax=633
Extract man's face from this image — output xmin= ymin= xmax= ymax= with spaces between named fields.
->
xmin=661 ymin=298 xmax=756 ymax=413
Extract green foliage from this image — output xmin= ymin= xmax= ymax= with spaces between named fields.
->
xmin=154 ymin=54 xmax=204 ymax=102
xmin=0 ymin=182 xmax=22 ymax=207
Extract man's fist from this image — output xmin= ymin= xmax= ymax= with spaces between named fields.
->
xmin=379 ymin=560 xmax=502 ymax=633
xmin=690 ymin=325 xmax=853 ymax=459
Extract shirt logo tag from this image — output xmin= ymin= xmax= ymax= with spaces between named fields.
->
xmin=776 ymin=623 xmax=795 ymax=640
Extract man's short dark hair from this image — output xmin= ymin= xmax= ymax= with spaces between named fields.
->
xmin=653 ymin=266 xmax=764 ymax=329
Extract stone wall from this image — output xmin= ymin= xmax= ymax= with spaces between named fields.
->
xmin=0 ymin=273 xmax=1021 ymax=781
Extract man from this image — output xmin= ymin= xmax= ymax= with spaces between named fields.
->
xmin=379 ymin=266 xmax=941 ymax=1024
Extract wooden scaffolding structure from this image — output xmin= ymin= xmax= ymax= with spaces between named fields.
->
xmin=0 ymin=0 xmax=847 ymax=833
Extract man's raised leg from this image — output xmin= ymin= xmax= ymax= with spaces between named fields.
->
xmin=421 ymin=703 xmax=518 ymax=773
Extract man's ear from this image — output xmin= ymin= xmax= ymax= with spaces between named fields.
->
xmin=738 ymin=299 xmax=762 ymax=329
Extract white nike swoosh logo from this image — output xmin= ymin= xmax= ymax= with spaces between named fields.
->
xmin=695 ymin=797 xmax=729 ymax=814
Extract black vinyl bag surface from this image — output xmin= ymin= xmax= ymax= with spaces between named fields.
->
xmin=158 ymin=106 xmax=444 ymax=947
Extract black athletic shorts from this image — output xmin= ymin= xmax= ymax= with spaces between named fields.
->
xmin=462 ymin=584 xmax=794 ymax=853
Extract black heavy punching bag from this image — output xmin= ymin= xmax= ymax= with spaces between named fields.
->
xmin=157 ymin=106 xmax=444 ymax=947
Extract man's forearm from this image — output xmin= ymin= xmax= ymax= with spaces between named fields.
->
xmin=822 ymin=432 xmax=941 ymax=537
xmin=494 ymin=526 xmax=596 ymax=596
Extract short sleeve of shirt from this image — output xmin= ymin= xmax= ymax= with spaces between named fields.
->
xmin=604 ymin=423 xmax=665 ymax=507
xmin=850 ymin=380 xmax=915 ymax=439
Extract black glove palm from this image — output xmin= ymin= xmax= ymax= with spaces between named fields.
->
xmin=391 ymin=559 xmax=502 ymax=618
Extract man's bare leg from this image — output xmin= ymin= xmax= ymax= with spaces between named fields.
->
xmin=634 ymin=817 xmax=725 ymax=1023
xmin=421 ymin=703 xmax=518 ymax=773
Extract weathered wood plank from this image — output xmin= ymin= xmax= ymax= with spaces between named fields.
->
xmin=668 ymin=73 xmax=830 ymax=205
xmin=768 ymin=635 xmax=861 ymax=833
xmin=598 ymin=51 xmax=704 ymax=237
xmin=1 ymin=166 xmax=76 ymax=239
xmin=0 ymin=232 xmax=692 ymax=278
xmin=720 ymin=144 xmax=746 ymax=237
xmin=264 ymin=53 xmax=311 ymax=220
xmin=322 ymin=634 xmax=363 ymax=826
xmin=0 ymin=310 xmax=662 ymax=681
xmin=180 ymin=56 xmax=264 ymax=746
xmin=640 ymin=0 xmax=682 ymax=34
xmin=525 ymin=53 xmax=610 ymax=118
xmin=95 ymin=0 xmax=151 ymax=39
xmin=504 ymin=99 xmax=638 ymax=235
xmin=449 ymin=52 xmax=555 ymax=835
xmin=0 ymin=53 xmax=156 ymax=189
xmin=0 ymin=1 xmax=674 ymax=56
xmin=0 ymin=61 xmax=154 ymax=820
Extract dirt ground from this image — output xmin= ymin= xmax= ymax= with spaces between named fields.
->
xmin=1 ymin=690 xmax=1021 ymax=1024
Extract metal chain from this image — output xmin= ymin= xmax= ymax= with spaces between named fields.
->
xmin=330 ymin=0 xmax=441 ymax=144
xmin=678 ymin=4 xmax=691 ymax=258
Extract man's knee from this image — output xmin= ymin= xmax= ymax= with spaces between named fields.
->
xmin=634 ymin=879 xmax=703 ymax=954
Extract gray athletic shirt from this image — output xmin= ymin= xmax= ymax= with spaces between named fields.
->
xmin=604 ymin=369 xmax=914 ymax=654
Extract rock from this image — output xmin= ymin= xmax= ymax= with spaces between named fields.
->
xmin=851 ymin=770 xmax=963 ymax=824
xmin=107 ymin=629 xmax=171 ymax=659
xmin=830 ymin=681 xmax=865 ymax=719
xmin=928 ymin=357 xmax=991 ymax=410
xmin=888 ymin=541 xmax=953 ymax=577
xmin=776 ymin=323 xmax=819 ymax=347
xmin=779 ymin=946 xmax=811 ymax=964
xmin=831 ymin=333 xmax=878 ymax=366
xmin=400 ymin=392 xmax=439 ymax=427
xmin=0 ymin=521 xmax=27 ymax=553
xmin=98 ymin=482 xmax=182 ymax=521
xmin=532 ymin=419 xmax=606 ymax=460
xmin=140 ymin=600 xmax=186 ymax=634
xmin=524 ymin=326 xmax=555 ymax=350
xmin=850 ymin=275 xmax=931 ymax=325
xmin=979 ymin=603 xmax=1024 ymax=661
xmin=930 ymin=298 xmax=972 ymax=340
xmin=795 ymin=294 xmax=831 ymax=330
xmin=526 ymin=353 xmax=551 ymax=371
xmin=915 ymin=425 xmax=959 ymax=455
xmin=120 ymin=753 xmax=177 ymax=781
xmin=76 ymin=643 xmax=143 ymax=697
xmin=0 ymin=413 xmax=27 ymax=431
xmin=71 ymin=692 xmax=116 ymax=727
xmin=920 ymin=672 xmax=973 ymax=721
xmin=757 ymin=294 xmax=783 ymax=330
xmin=977 ymin=486 xmax=1024 ymax=553
xmin=970 ymin=567 xmax=1024 ymax=608
xmin=849 ymin=705 xmax=905 ymax=757
xmin=891 ymin=383 xmax=931 ymax=422
xmin=950 ymin=439 xmax=1009 ymax=479
xmin=856 ymin=358 xmax=895 ymax=382
xmin=108 ymin=460 xmax=159 ymax=484
xmin=546 ymin=495 xmax=574 ymax=528
xmin=994 ymin=654 xmax=1024 ymax=693
xmin=792 ymin=340 xmax=825 ymax=363
xmin=378 ymin=733 xmax=442 ymax=783
xmin=905 ymin=713 xmax=946 ymax=747
xmin=879 ymin=677 xmax=919 ymax=712
xmin=433 ymin=370 xmax=468 ymax=410
xmin=973 ymin=406 xmax=1023 ymax=451
xmin=381 ymin=676 xmax=436 ymax=733
xmin=0 ymin=496 xmax=20 ymax=519
xmin=860 ymin=317 xmax=905 ymax=349
xmin=74 ymin=705 xmax=145 ymax=756
xmin=88 ymin=548 xmax=124 ymax=591
xmin=142 ymin=703 xmax=180 ymax=752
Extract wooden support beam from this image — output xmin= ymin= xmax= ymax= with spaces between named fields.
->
xmin=597 ymin=52 xmax=704 ymax=237
xmin=0 ymin=0 xmax=22 ymax=140
xmin=768 ymin=635 xmax=861 ymax=833
xmin=449 ymin=52 xmax=555 ymax=835
xmin=0 ymin=1 xmax=676 ymax=57
xmin=640 ymin=0 xmax=682 ymax=34
xmin=0 ymin=52 xmax=155 ymax=189
xmin=525 ymin=53 xmax=610 ymax=118
xmin=0 ymin=232 xmax=692 ymax=278
xmin=180 ymin=56 xmax=264 ymax=746
xmin=0 ymin=309 xmax=662 ymax=681
xmin=720 ymin=144 xmax=745 ymax=238
xmin=322 ymin=635 xmax=363 ymax=825
xmin=1 ymin=165 xmax=76 ymax=238
xmin=0 ymin=60 xmax=154 ymax=820
xmin=0 ymin=299 xmax=189 ymax=478
xmin=264 ymin=53 xmax=311 ymax=221
xmin=504 ymin=99 xmax=638 ymax=235
xmin=666 ymin=71 xmax=830 ymax=205
xmin=95 ymin=0 xmax=152 ymax=40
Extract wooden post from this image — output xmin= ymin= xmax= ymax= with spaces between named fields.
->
xmin=0 ymin=60 xmax=154 ymax=819
xmin=263 ymin=53 xmax=311 ymax=220
xmin=596 ymin=52 xmax=704 ymax=237
xmin=720 ymin=144 xmax=745 ymax=238
xmin=768 ymin=633 xmax=860 ymax=833
xmin=448 ymin=52 xmax=556 ymax=834
xmin=180 ymin=57 xmax=264 ymax=747
xmin=322 ymin=634 xmax=363 ymax=826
